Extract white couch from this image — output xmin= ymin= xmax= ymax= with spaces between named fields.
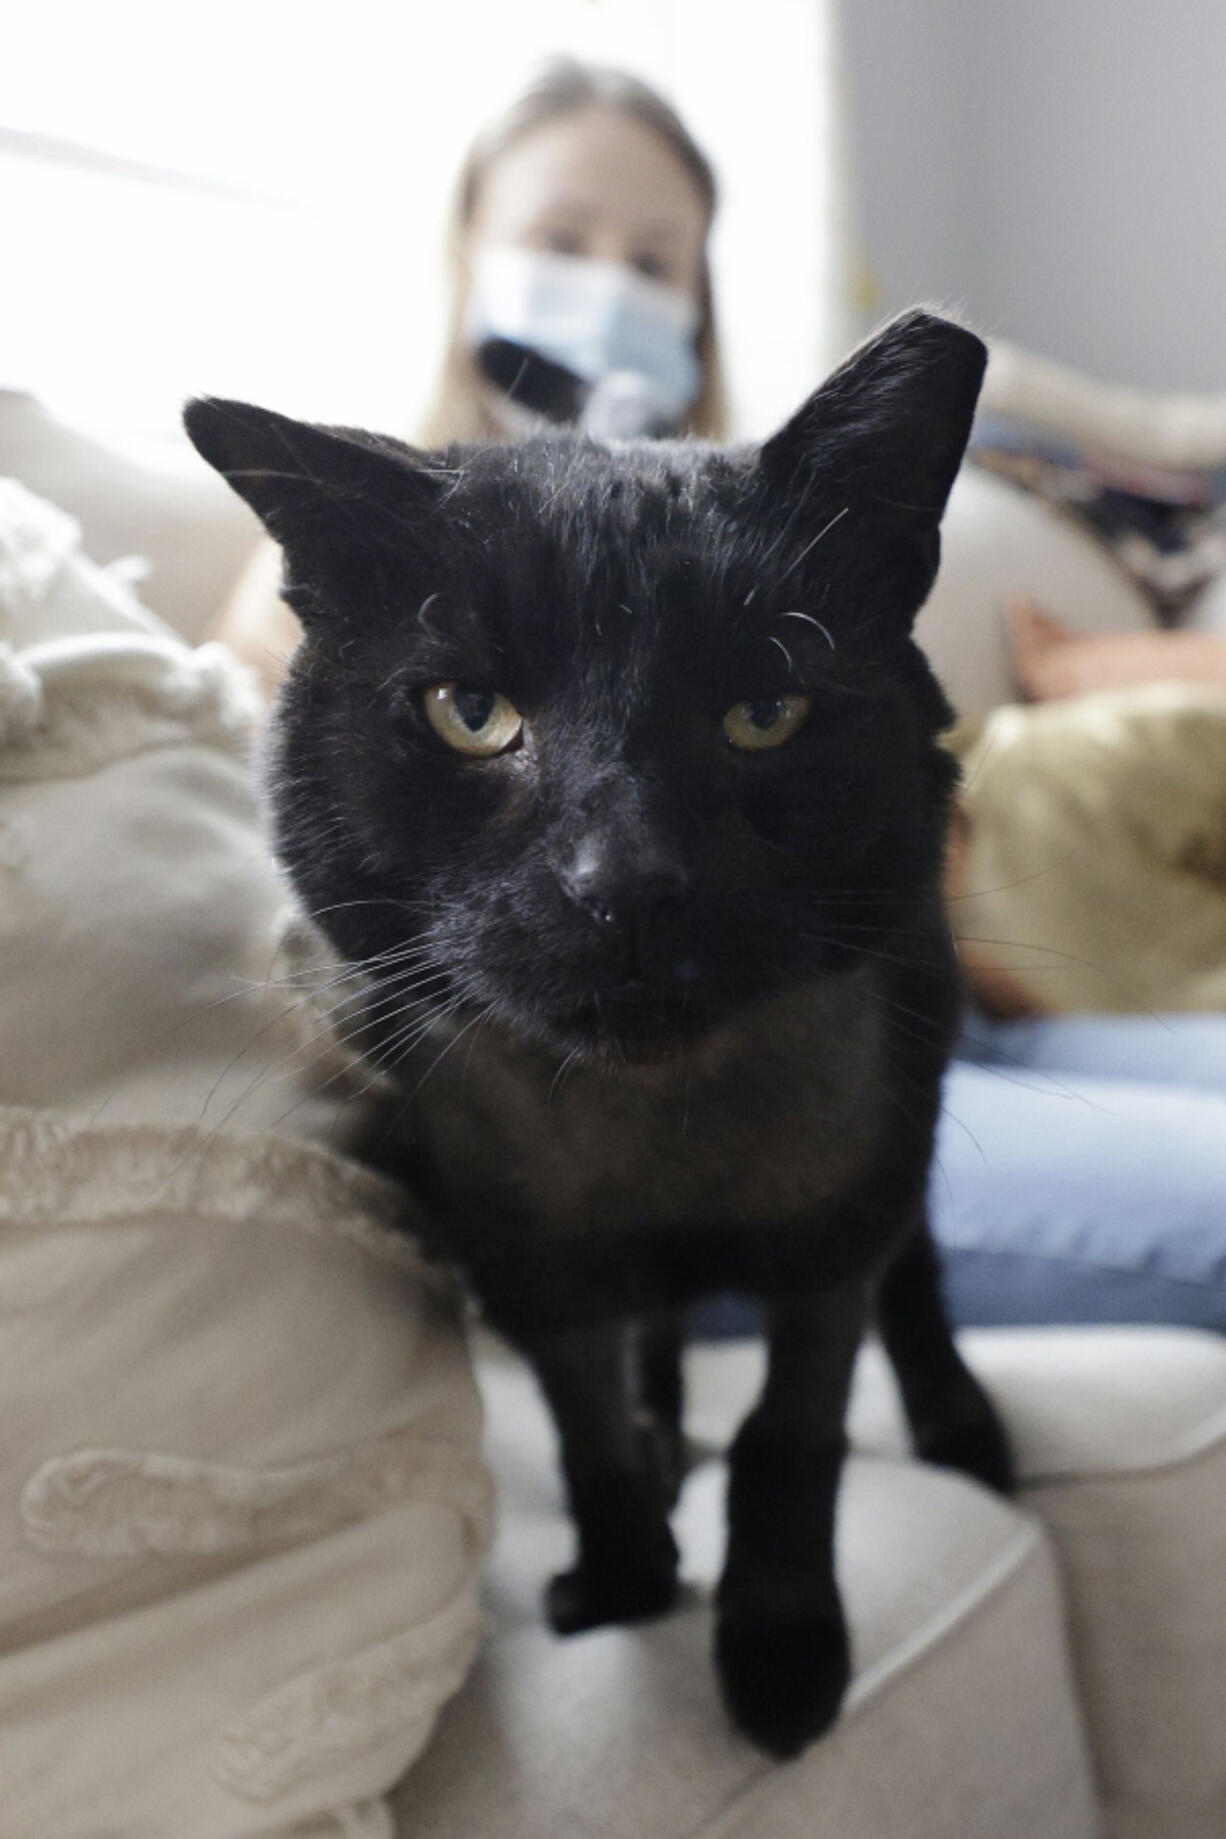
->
xmin=389 ymin=1328 xmax=1226 ymax=1839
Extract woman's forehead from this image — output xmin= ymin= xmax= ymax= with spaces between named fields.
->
xmin=470 ymin=106 xmax=709 ymax=242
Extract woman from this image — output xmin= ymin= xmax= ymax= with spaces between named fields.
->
xmin=419 ymin=57 xmax=727 ymax=445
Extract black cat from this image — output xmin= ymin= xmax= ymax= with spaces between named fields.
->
xmin=186 ymin=310 xmax=1011 ymax=1759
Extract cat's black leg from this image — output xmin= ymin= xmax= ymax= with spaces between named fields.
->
xmin=637 ymin=1308 xmax=687 ymax=1507
xmin=875 ymin=1215 xmax=1013 ymax=1494
xmin=716 ymin=1283 xmax=868 ymax=1758
xmin=528 ymin=1320 xmax=680 ymax=1635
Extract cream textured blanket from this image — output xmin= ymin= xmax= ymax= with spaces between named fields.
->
xmin=0 ymin=481 xmax=491 ymax=1839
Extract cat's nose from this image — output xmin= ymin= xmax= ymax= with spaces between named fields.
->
xmin=559 ymin=835 xmax=691 ymax=933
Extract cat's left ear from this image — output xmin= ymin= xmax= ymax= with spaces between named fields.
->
xmin=183 ymin=397 xmax=445 ymax=591
xmin=758 ymin=309 xmax=986 ymax=555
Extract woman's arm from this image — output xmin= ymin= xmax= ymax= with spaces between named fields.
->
xmin=1009 ymin=597 xmax=1226 ymax=701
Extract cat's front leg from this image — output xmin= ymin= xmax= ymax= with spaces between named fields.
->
xmin=527 ymin=1320 xmax=680 ymax=1635
xmin=716 ymin=1284 xmax=869 ymax=1757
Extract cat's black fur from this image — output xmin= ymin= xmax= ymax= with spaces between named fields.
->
xmin=185 ymin=310 xmax=1011 ymax=1758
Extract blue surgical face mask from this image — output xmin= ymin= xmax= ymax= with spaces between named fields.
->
xmin=465 ymin=246 xmax=703 ymax=431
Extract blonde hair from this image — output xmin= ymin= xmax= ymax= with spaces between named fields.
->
xmin=419 ymin=58 xmax=728 ymax=446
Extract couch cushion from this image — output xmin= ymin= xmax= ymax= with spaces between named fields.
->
xmin=394 ymin=1351 xmax=1095 ymax=1839
xmin=844 ymin=1326 xmax=1226 ymax=1839
xmin=915 ymin=465 xmax=1153 ymax=719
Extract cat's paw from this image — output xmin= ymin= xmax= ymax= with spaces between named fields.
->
xmin=916 ymin=1405 xmax=1014 ymax=1496
xmin=546 ymin=1558 xmax=679 ymax=1635
xmin=715 ymin=1610 xmax=851 ymax=1757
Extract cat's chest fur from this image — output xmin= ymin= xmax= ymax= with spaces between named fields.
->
xmin=402 ymin=963 xmax=891 ymax=1235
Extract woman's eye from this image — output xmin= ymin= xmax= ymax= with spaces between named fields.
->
xmin=631 ymin=252 xmax=669 ymax=281
xmin=723 ymin=694 xmax=812 ymax=751
xmin=541 ymin=228 xmax=583 ymax=257
xmin=423 ymin=683 xmax=524 ymax=757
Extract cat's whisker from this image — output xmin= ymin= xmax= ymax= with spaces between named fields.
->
xmin=190 ymin=953 xmax=452 ymax=1136
xmin=547 ymin=1045 xmax=585 ymax=1109
xmin=306 ymin=895 xmax=428 ymax=925
xmin=776 ymin=505 xmax=850 ymax=586
xmin=404 ymin=1002 xmax=500 ymax=1102
xmin=231 ymin=942 xmax=440 ymax=1022
xmin=330 ymin=991 xmax=481 ymax=1112
xmin=285 ymin=972 xmax=452 ymax=1066
xmin=873 ymin=987 xmax=1114 ymax=1113
xmin=284 ymin=983 xmax=477 ymax=1114
xmin=751 ymin=474 xmax=813 ymax=576
xmin=361 ymin=983 xmax=480 ymax=1071
xmin=362 ymin=995 xmax=467 ymax=1065
xmin=382 ymin=996 xmax=477 ymax=1066
xmin=948 ymin=850 xmax=1083 ymax=900
xmin=778 ymin=609 xmax=836 ymax=650
xmin=114 ymin=927 xmax=442 ymax=1125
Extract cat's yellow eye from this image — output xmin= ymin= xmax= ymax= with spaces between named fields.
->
xmin=723 ymin=694 xmax=812 ymax=751
xmin=424 ymin=683 xmax=524 ymax=757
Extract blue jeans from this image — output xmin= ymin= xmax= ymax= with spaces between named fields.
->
xmin=936 ymin=1010 xmax=1226 ymax=1330
xmin=694 ymin=1011 xmax=1226 ymax=1337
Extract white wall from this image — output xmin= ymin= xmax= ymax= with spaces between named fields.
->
xmin=2 ymin=0 xmax=842 ymax=441
xmin=843 ymin=0 xmax=1226 ymax=390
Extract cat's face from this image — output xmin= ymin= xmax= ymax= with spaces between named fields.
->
xmin=186 ymin=312 xmax=985 ymax=1062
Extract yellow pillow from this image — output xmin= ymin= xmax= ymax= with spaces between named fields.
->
xmin=952 ymin=682 xmax=1226 ymax=1013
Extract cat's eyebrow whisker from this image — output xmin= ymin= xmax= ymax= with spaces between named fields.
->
xmin=416 ymin=592 xmax=445 ymax=640
xmin=778 ymin=610 xmax=837 ymax=651
xmin=768 ymin=635 xmax=794 ymax=674
xmin=752 ymin=475 xmax=813 ymax=576
xmin=775 ymin=506 xmax=850 ymax=586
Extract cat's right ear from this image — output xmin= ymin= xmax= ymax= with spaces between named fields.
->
xmin=758 ymin=312 xmax=986 ymax=522
xmin=183 ymin=398 xmax=445 ymax=599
